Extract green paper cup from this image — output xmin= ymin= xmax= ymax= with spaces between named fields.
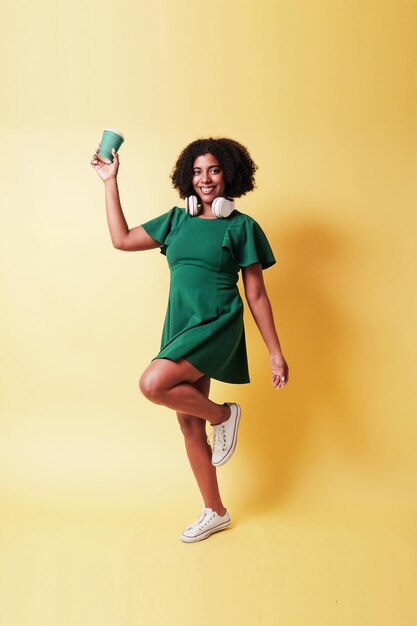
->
xmin=97 ymin=128 xmax=124 ymax=163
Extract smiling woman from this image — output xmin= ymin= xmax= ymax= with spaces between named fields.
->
xmin=90 ymin=136 xmax=289 ymax=543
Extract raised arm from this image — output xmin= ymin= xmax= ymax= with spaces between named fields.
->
xmin=90 ymin=146 xmax=160 ymax=252
xmin=241 ymin=263 xmax=289 ymax=389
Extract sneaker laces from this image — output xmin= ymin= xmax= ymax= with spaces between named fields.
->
xmin=212 ymin=422 xmax=227 ymax=453
xmin=187 ymin=507 xmax=215 ymax=531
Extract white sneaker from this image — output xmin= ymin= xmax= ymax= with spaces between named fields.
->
xmin=211 ymin=402 xmax=241 ymax=467
xmin=180 ymin=506 xmax=231 ymax=543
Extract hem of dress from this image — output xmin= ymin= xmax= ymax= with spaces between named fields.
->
xmin=151 ymin=355 xmax=250 ymax=384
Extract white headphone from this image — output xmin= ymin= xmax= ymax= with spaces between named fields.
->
xmin=185 ymin=196 xmax=235 ymax=219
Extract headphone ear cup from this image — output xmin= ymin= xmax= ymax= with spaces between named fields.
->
xmin=185 ymin=196 xmax=199 ymax=216
xmin=212 ymin=197 xmax=235 ymax=218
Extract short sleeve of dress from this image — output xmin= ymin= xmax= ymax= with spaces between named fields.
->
xmin=141 ymin=206 xmax=184 ymax=255
xmin=223 ymin=214 xmax=276 ymax=269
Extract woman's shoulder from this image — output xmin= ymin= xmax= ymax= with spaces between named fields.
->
xmin=229 ymin=209 xmax=264 ymax=229
xmin=169 ymin=206 xmax=186 ymax=217
xmin=141 ymin=205 xmax=186 ymax=236
xmin=163 ymin=205 xmax=187 ymax=223
xmin=164 ymin=206 xmax=187 ymax=231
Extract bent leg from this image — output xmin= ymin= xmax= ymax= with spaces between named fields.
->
xmin=139 ymin=358 xmax=230 ymax=425
xmin=177 ymin=375 xmax=226 ymax=516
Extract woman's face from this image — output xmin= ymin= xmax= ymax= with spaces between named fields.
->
xmin=192 ymin=153 xmax=226 ymax=205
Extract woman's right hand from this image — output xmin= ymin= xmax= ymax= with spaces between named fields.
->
xmin=90 ymin=146 xmax=119 ymax=182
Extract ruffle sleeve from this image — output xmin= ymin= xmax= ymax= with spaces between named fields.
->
xmin=141 ymin=206 xmax=185 ymax=255
xmin=223 ymin=214 xmax=276 ymax=269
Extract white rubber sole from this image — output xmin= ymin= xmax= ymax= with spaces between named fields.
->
xmin=180 ymin=519 xmax=231 ymax=543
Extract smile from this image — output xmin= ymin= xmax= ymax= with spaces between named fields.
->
xmin=200 ymin=187 xmax=216 ymax=194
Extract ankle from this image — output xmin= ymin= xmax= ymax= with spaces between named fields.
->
xmin=210 ymin=403 xmax=230 ymax=426
xmin=207 ymin=505 xmax=227 ymax=517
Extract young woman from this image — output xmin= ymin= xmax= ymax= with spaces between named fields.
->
xmin=91 ymin=137 xmax=289 ymax=543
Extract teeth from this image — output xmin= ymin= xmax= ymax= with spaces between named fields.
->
xmin=201 ymin=187 xmax=214 ymax=193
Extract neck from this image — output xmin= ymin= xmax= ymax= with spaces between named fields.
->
xmin=199 ymin=200 xmax=214 ymax=217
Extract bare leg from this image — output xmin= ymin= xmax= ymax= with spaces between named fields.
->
xmin=176 ymin=375 xmax=226 ymax=516
xmin=139 ymin=358 xmax=230 ymax=425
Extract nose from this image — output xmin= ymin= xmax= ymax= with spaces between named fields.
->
xmin=201 ymin=169 xmax=212 ymax=183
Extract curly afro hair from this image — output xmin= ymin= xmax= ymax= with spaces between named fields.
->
xmin=170 ymin=137 xmax=258 ymax=199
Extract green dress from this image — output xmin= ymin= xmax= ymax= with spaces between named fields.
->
xmin=141 ymin=207 xmax=276 ymax=383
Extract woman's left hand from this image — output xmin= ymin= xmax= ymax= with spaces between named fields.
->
xmin=270 ymin=353 xmax=289 ymax=389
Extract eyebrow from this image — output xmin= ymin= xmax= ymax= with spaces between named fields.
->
xmin=193 ymin=165 xmax=221 ymax=170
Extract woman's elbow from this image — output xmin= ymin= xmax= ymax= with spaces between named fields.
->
xmin=245 ymin=288 xmax=268 ymax=306
xmin=112 ymin=238 xmax=126 ymax=250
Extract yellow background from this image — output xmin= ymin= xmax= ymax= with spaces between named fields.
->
xmin=1 ymin=1 xmax=416 ymax=624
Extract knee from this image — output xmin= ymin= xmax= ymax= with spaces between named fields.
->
xmin=139 ymin=370 xmax=165 ymax=404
